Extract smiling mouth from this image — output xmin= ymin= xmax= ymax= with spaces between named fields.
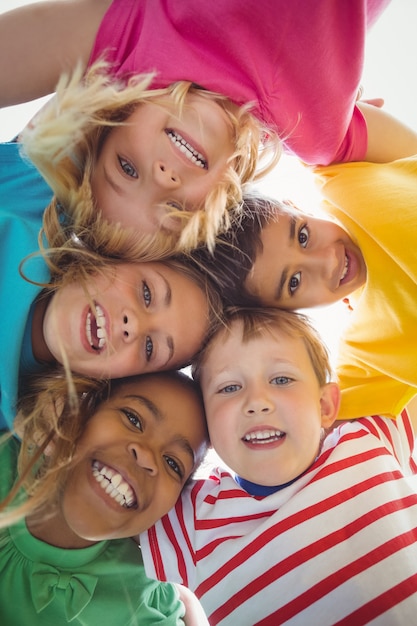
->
xmin=86 ymin=303 xmax=107 ymax=351
xmin=165 ymin=129 xmax=208 ymax=169
xmin=243 ymin=429 xmax=285 ymax=445
xmin=340 ymin=254 xmax=349 ymax=283
xmin=92 ymin=460 xmax=137 ymax=509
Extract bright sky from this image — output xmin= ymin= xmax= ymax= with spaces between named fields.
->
xmin=1 ymin=0 xmax=416 ymax=364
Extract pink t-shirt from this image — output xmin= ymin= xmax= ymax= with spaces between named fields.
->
xmin=89 ymin=0 xmax=389 ymax=165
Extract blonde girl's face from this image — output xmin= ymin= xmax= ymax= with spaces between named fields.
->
xmin=60 ymin=375 xmax=208 ymax=542
xmin=91 ymin=94 xmax=236 ymax=234
xmin=201 ymin=321 xmax=339 ymax=487
xmin=41 ymin=261 xmax=209 ymax=378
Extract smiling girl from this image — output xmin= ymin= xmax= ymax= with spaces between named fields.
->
xmin=0 ymin=370 xmax=210 ymax=624
xmin=19 ymin=61 xmax=271 ymax=252
xmin=0 ymin=202 xmax=222 ymax=430
xmin=0 ymin=0 xmax=397 ymax=251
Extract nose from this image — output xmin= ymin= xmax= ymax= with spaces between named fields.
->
xmin=308 ymin=245 xmax=339 ymax=282
xmin=153 ymin=161 xmax=181 ymax=190
xmin=121 ymin=311 xmax=140 ymax=343
xmin=244 ymin=385 xmax=274 ymax=416
xmin=128 ymin=443 xmax=158 ymax=476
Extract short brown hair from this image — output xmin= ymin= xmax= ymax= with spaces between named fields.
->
xmin=192 ymin=306 xmax=332 ymax=387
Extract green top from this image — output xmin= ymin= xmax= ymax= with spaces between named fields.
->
xmin=0 ymin=435 xmax=185 ymax=625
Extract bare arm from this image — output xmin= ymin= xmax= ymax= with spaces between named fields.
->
xmin=405 ymin=394 xmax=417 ymax=433
xmin=0 ymin=0 xmax=111 ymax=107
xmin=358 ymin=101 xmax=417 ymax=162
xmin=177 ymin=584 xmax=210 ymax=626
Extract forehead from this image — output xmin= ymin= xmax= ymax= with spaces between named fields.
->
xmin=113 ymin=375 xmax=201 ymax=408
xmin=202 ymin=320 xmax=313 ymax=372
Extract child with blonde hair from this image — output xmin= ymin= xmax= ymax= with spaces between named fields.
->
xmin=19 ymin=60 xmax=273 ymax=251
xmin=1 ymin=0 xmax=394 ymax=165
xmin=138 ymin=307 xmax=417 ymax=624
xmin=2 ymin=0 xmax=407 ymax=252
xmin=1 ymin=178 xmax=223 ymax=431
xmin=0 ymin=369 xmax=210 ymax=625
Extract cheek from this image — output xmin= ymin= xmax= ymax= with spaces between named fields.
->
xmin=207 ymin=400 xmax=234 ymax=442
xmin=145 ymin=484 xmax=183 ymax=525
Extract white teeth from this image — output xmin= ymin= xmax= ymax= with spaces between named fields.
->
xmin=111 ymin=473 xmax=122 ymax=488
xmin=86 ymin=304 xmax=107 ymax=350
xmin=92 ymin=461 xmax=136 ymax=508
xmin=243 ymin=430 xmax=284 ymax=444
xmin=166 ymin=129 xmax=207 ymax=169
xmin=340 ymin=255 xmax=349 ymax=282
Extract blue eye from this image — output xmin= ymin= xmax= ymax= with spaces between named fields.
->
xmin=122 ymin=408 xmax=143 ymax=431
xmin=164 ymin=455 xmax=183 ymax=479
xmin=142 ymin=282 xmax=151 ymax=307
xmin=298 ymin=224 xmax=309 ymax=248
xmin=219 ymin=384 xmax=241 ymax=394
xmin=288 ymin=272 xmax=301 ymax=295
xmin=166 ymin=201 xmax=183 ymax=212
xmin=271 ymin=376 xmax=292 ymax=385
xmin=145 ymin=336 xmax=153 ymax=361
xmin=118 ymin=156 xmax=137 ymax=178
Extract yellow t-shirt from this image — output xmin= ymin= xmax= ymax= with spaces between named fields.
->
xmin=315 ymin=156 xmax=417 ymax=419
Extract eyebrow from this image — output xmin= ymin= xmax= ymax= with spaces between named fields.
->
xmin=156 ymin=271 xmax=175 ymax=366
xmin=157 ymin=271 xmax=172 ymax=306
xmin=125 ymin=394 xmax=195 ymax=464
xmin=274 ymin=214 xmax=297 ymax=302
xmin=126 ymin=394 xmax=163 ymax=421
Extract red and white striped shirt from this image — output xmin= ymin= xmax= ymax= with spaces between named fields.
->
xmin=141 ymin=411 xmax=417 ymax=625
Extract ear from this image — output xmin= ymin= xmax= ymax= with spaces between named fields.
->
xmin=319 ymin=382 xmax=340 ymax=429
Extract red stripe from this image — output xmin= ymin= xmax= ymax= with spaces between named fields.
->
xmin=401 ymin=408 xmax=417 ymax=462
xmin=207 ymin=497 xmax=417 ymax=623
xmin=205 ymin=488 xmax=255 ymax=504
xmin=195 ymin=510 xmax=273 ymax=530
xmin=197 ymin=469 xmax=404 ymax=597
xmin=254 ymin=527 xmax=417 ymax=626
xmin=147 ymin=525 xmax=166 ymax=580
xmin=161 ymin=509 xmax=189 ymax=585
xmin=333 ymin=573 xmax=417 ymax=625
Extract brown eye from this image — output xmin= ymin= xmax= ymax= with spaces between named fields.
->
xmin=289 ymin=272 xmax=301 ymax=295
xmin=298 ymin=225 xmax=309 ymax=247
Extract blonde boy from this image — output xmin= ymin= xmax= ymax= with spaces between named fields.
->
xmin=140 ymin=307 xmax=417 ymax=625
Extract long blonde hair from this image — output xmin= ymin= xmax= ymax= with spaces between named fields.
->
xmin=21 ymin=60 xmax=280 ymax=253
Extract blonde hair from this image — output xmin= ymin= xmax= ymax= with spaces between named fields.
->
xmin=192 ymin=306 xmax=332 ymax=387
xmin=0 ymin=372 xmax=105 ymax=527
xmin=0 ymin=371 xmax=207 ymax=529
xmin=21 ymin=61 xmax=281 ymax=253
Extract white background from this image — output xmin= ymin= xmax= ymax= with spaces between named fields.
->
xmin=1 ymin=0 xmax=416 ymax=364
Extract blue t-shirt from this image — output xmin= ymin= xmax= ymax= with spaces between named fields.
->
xmin=0 ymin=142 xmax=53 ymax=429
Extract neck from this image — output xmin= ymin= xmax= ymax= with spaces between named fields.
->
xmin=27 ymin=506 xmax=97 ymax=550
xmin=236 ymin=471 xmax=306 ymax=496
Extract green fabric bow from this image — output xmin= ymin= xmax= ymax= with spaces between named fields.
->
xmin=30 ymin=562 xmax=98 ymax=621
